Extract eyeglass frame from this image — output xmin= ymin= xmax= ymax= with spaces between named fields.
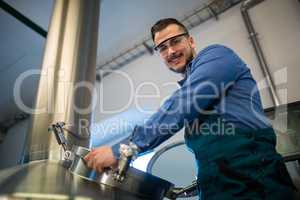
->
xmin=153 ymin=32 xmax=189 ymax=53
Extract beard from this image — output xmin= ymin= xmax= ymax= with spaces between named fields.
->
xmin=168 ymin=50 xmax=194 ymax=74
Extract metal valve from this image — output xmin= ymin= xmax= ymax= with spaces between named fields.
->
xmin=48 ymin=122 xmax=72 ymax=160
xmin=114 ymin=142 xmax=138 ymax=182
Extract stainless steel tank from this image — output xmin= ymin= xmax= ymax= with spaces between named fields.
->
xmin=0 ymin=159 xmax=174 ymax=200
xmin=23 ymin=0 xmax=99 ymax=163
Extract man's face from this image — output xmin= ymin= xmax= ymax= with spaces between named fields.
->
xmin=154 ymin=24 xmax=196 ymax=73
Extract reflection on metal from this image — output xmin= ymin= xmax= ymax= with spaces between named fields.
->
xmin=114 ymin=142 xmax=139 ymax=182
xmin=25 ymin=123 xmax=174 ymax=200
xmin=97 ymin=167 xmax=173 ymax=199
xmin=23 ymin=0 xmax=100 ymax=162
xmin=66 ymin=144 xmax=173 ymax=199
xmin=0 ymin=142 xmax=174 ymax=200
xmin=241 ymin=0 xmax=281 ymax=106
xmin=0 ymin=160 xmax=147 ymax=200
xmin=69 ymin=146 xmax=97 ymax=181
xmin=96 ymin=0 xmax=242 ymax=81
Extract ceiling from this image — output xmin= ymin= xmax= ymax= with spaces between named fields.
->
xmin=0 ymin=0 xmax=210 ymax=127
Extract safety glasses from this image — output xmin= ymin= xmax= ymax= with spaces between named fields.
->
xmin=154 ymin=33 xmax=189 ymax=54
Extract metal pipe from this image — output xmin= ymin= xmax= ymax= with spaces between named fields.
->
xmin=241 ymin=0 xmax=264 ymax=10
xmin=146 ymin=141 xmax=198 ymax=199
xmin=22 ymin=0 xmax=100 ymax=162
xmin=241 ymin=0 xmax=281 ymax=106
xmin=147 ymin=141 xmax=185 ymax=173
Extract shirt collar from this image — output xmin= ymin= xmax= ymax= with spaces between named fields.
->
xmin=177 ymin=61 xmax=193 ymax=86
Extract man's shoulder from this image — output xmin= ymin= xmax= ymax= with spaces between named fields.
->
xmin=190 ymin=44 xmax=235 ymax=69
xmin=189 ymin=44 xmax=247 ymax=76
xmin=196 ymin=44 xmax=234 ymax=59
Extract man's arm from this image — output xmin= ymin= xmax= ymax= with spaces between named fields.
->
xmin=112 ymin=46 xmax=240 ymax=158
xmin=85 ymin=46 xmax=241 ymax=171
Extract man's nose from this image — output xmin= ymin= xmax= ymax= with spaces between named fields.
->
xmin=167 ymin=46 xmax=176 ymax=55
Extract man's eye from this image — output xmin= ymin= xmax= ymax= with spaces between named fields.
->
xmin=171 ymin=38 xmax=181 ymax=45
xmin=159 ymin=45 xmax=167 ymax=52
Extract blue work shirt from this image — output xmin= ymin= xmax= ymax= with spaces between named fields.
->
xmin=112 ymin=44 xmax=271 ymax=157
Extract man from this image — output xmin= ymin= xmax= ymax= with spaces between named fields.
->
xmin=85 ymin=18 xmax=296 ymax=199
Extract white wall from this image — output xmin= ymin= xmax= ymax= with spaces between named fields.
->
xmin=93 ymin=0 xmax=300 ymax=148
xmin=250 ymin=0 xmax=300 ymax=103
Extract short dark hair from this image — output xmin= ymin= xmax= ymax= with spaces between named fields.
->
xmin=151 ymin=18 xmax=189 ymax=42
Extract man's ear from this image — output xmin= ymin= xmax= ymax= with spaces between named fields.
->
xmin=189 ymin=36 xmax=196 ymax=49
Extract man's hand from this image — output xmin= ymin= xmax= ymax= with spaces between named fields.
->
xmin=84 ymin=146 xmax=118 ymax=173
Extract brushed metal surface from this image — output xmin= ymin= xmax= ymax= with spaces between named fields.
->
xmin=67 ymin=146 xmax=174 ymax=199
xmin=0 ymin=160 xmax=148 ymax=200
xmin=69 ymin=146 xmax=97 ymax=181
xmin=97 ymin=167 xmax=174 ymax=200
xmin=24 ymin=0 xmax=100 ymax=162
